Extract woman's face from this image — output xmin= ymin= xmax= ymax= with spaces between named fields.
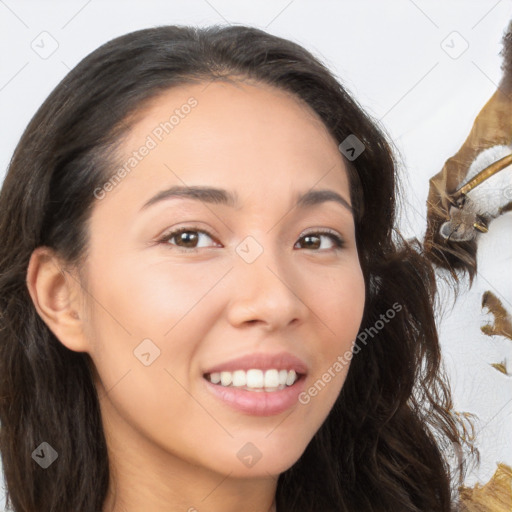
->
xmin=80 ymin=80 xmax=365 ymax=478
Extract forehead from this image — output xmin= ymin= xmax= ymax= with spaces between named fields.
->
xmin=103 ymin=79 xmax=351 ymax=211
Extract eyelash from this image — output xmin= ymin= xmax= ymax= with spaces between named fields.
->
xmin=157 ymin=226 xmax=345 ymax=253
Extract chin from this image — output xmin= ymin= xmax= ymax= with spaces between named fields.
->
xmin=213 ymin=434 xmax=310 ymax=478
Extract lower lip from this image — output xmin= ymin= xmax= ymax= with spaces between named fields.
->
xmin=203 ymin=375 xmax=307 ymax=416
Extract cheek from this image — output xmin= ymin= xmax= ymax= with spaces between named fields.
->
xmin=82 ymin=252 xmax=232 ymax=381
xmin=87 ymin=247 xmax=215 ymax=332
xmin=81 ymin=254 xmax=223 ymax=446
xmin=299 ymin=262 xmax=365 ymax=414
xmin=309 ymin=261 xmax=366 ymax=350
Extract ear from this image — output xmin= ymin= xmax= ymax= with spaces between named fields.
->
xmin=26 ymin=246 xmax=89 ymax=353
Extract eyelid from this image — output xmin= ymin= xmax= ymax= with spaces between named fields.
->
xmin=156 ymin=222 xmax=219 ymax=241
xmin=299 ymin=226 xmax=342 ymax=238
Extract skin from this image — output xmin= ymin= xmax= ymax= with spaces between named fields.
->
xmin=27 ymin=80 xmax=366 ymax=512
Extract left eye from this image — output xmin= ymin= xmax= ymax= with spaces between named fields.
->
xmin=296 ymin=231 xmax=345 ymax=251
xmin=158 ymin=228 xmax=345 ymax=252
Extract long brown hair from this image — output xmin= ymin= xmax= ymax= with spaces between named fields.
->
xmin=0 ymin=24 xmax=474 ymax=511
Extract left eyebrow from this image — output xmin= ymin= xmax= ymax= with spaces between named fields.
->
xmin=139 ymin=185 xmax=353 ymax=214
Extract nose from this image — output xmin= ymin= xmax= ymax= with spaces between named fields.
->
xmin=225 ymin=243 xmax=308 ymax=332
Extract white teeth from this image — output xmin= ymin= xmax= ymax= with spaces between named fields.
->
xmin=285 ymin=370 xmax=297 ymax=386
xmin=264 ymin=369 xmax=279 ymax=388
xmin=246 ymin=369 xmax=264 ymax=388
xmin=206 ymin=369 xmax=300 ymax=390
xmin=220 ymin=371 xmax=232 ymax=386
xmin=232 ymin=370 xmax=246 ymax=387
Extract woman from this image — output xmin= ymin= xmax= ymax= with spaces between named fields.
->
xmin=0 ymin=24 xmax=472 ymax=511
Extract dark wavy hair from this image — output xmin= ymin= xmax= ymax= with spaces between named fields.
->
xmin=0 ymin=24 xmax=474 ymax=511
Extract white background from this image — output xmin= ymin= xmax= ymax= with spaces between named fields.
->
xmin=1 ymin=0 xmax=511 ymax=507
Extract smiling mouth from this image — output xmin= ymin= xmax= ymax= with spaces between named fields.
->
xmin=203 ymin=368 xmax=305 ymax=392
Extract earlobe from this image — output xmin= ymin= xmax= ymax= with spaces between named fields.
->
xmin=26 ymin=246 xmax=89 ymax=353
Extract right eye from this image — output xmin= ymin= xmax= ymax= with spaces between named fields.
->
xmin=157 ymin=227 xmax=220 ymax=252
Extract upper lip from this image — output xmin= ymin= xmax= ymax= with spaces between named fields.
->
xmin=203 ymin=351 xmax=308 ymax=375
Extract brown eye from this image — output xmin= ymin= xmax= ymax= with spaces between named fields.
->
xmin=173 ymin=230 xmax=198 ymax=248
xmin=159 ymin=228 xmax=218 ymax=251
xmin=295 ymin=230 xmax=345 ymax=251
xmin=158 ymin=227 xmax=345 ymax=253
